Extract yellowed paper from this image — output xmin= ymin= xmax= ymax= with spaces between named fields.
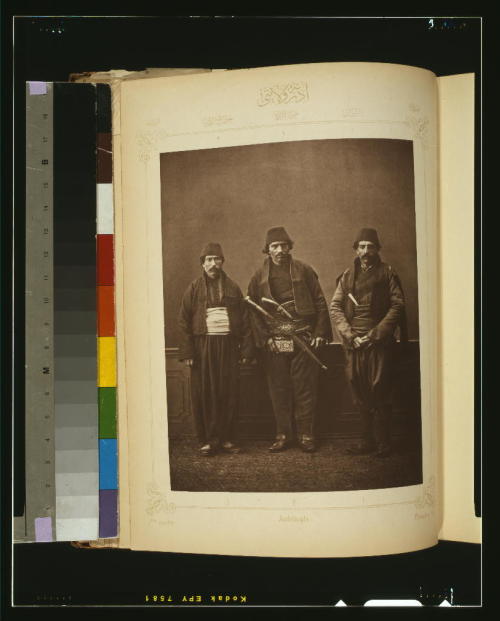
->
xmin=113 ymin=128 xmax=130 ymax=548
xmin=437 ymin=73 xmax=480 ymax=544
xmin=119 ymin=62 xmax=440 ymax=556
xmin=112 ymin=69 xmax=213 ymax=548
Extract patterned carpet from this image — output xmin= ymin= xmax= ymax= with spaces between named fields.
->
xmin=169 ymin=436 xmax=422 ymax=492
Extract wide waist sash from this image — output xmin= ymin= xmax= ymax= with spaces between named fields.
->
xmin=206 ymin=307 xmax=230 ymax=335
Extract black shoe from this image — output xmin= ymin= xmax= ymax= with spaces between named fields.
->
xmin=269 ymin=437 xmax=289 ymax=453
xmin=347 ymin=442 xmax=375 ymax=455
xmin=199 ymin=444 xmax=217 ymax=456
xmin=299 ymin=437 xmax=316 ymax=453
xmin=221 ymin=441 xmax=241 ymax=454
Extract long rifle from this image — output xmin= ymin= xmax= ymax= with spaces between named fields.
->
xmin=244 ymin=296 xmax=328 ymax=371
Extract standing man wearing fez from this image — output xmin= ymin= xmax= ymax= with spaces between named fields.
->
xmin=330 ymin=228 xmax=407 ymax=458
xmin=247 ymin=227 xmax=332 ymax=453
xmin=178 ymin=242 xmax=254 ymax=456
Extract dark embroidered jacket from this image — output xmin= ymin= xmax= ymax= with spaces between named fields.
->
xmin=178 ymin=272 xmax=254 ymax=360
xmin=330 ymin=257 xmax=408 ymax=350
xmin=247 ymin=257 xmax=332 ymax=348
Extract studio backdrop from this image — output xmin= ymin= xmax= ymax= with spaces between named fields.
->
xmin=160 ymin=138 xmax=421 ymax=447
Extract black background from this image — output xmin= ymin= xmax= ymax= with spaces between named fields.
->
xmin=2 ymin=5 xmax=484 ymax=616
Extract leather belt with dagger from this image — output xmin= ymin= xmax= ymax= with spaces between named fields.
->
xmin=244 ymin=296 xmax=328 ymax=371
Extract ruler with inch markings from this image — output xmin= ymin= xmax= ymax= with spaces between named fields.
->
xmin=23 ymin=82 xmax=56 ymax=542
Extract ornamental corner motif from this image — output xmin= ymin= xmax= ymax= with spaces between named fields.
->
xmin=146 ymin=484 xmax=177 ymax=516
xmin=414 ymin=476 xmax=435 ymax=510
xmin=136 ymin=127 xmax=168 ymax=162
xmin=404 ymin=114 xmax=430 ymax=148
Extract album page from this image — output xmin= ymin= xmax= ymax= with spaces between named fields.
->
xmin=437 ymin=73 xmax=480 ymax=544
xmin=117 ymin=62 xmax=440 ymax=556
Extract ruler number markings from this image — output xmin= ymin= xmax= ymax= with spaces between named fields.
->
xmin=26 ymin=83 xmax=56 ymax=533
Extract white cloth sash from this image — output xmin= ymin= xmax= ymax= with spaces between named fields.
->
xmin=206 ymin=307 xmax=230 ymax=335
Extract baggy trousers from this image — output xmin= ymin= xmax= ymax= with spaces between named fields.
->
xmin=345 ymin=342 xmax=394 ymax=449
xmin=190 ymin=335 xmax=240 ymax=445
xmin=263 ymin=347 xmax=320 ymax=440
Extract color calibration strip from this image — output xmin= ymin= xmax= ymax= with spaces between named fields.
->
xmin=53 ymin=83 xmax=99 ymax=540
xmin=23 ymin=83 xmax=117 ymax=542
xmin=96 ymin=85 xmax=118 ymax=538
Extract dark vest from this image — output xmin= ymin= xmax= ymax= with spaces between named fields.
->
xmin=256 ymin=257 xmax=317 ymax=317
xmin=337 ymin=258 xmax=408 ymax=342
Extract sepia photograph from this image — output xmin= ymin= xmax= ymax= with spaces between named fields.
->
xmin=8 ymin=12 xmax=481 ymax=608
xmin=161 ymin=138 xmax=422 ymax=493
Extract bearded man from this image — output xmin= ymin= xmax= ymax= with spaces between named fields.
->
xmin=179 ymin=242 xmax=254 ymax=456
xmin=247 ymin=227 xmax=331 ymax=453
xmin=330 ymin=228 xmax=407 ymax=458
